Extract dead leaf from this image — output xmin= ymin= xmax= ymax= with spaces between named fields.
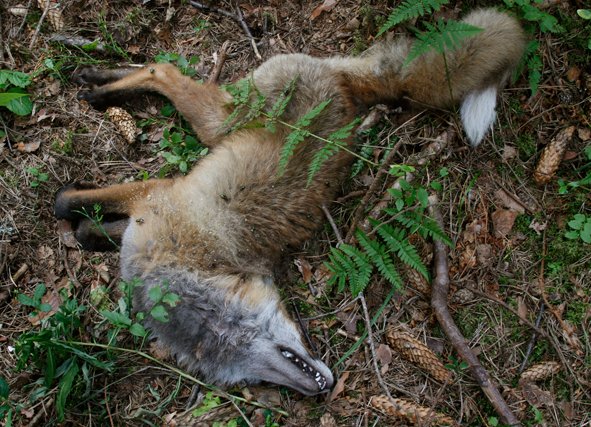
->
xmin=528 ymin=219 xmax=547 ymax=235
xmin=502 ymin=145 xmax=518 ymax=161
xmin=375 ymin=343 xmax=392 ymax=367
xmin=320 ymin=412 xmax=337 ymax=427
xmin=294 ymin=258 xmax=313 ymax=284
xmin=16 ymin=140 xmax=41 ymax=153
xmin=578 ymin=127 xmax=590 ymax=141
xmin=58 ymin=219 xmax=79 ymax=248
xmin=28 ymin=289 xmax=62 ymax=325
xmin=520 ymin=382 xmax=554 ymax=407
xmin=475 ymin=243 xmax=493 ymax=266
xmin=517 ymin=297 xmax=528 ymax=320
xmin=329 ymin=370 xmax=349 ymax=401
xmin=494 ymin=189 xmax=526 ymax=214
xmin=566 ymin=66 xmax=581 ymax=82
xmin=310 ymin=0 xmax=338 ymax=20
xmin=492 ymin=209 xmax=518 ymax=238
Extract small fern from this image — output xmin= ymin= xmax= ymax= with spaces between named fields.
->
xmin=278 ymin=99 xmax=332 ymax=176
xmin=388 ymin=210 xmax=453 ymax=247
xmin=405 ymin=19 xmax=483 ymax=66
xmin=326 ymin=243 xmax=373 ymax=296
xmin=307 ymin=118 xmax=360 ymax=186
xmin=377 ymin=0 xmax=449 ymax=36
xmin=370 ymin=221 xmax=429 ymax=280
xmin=356 ymin=230 xmax=404 ymax=289
xmin=265 ymin=76 xmax=299 ymax=133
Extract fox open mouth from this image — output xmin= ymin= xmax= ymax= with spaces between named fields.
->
xmin=280 ymin=348 xmax=328 ymax=391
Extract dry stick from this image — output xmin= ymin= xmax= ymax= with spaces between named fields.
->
xmin=321 ymin=204 xmax=344 ymax=245
xmin=428 ymin=194 xmax=520 ymax=427
xmin=207 ymin=40 xmax=231 ymax=84
xmin=359 ymin=294 xmax=395 ymax=403
xmin=519 ymin=304 xmax=545 ymax=374
xmin=29 ymin=0 xmax=51 ymax=49
xmin=189 ymin=1 xmax=261 ymax=60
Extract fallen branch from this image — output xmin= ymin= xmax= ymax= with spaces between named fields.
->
xmin=428 ymin=194 xmax=520 ymax=426
xmin=207 ymin=40 xmax=230 ymax=84
xmin=189 ymin=1 xmax=261 ymax=60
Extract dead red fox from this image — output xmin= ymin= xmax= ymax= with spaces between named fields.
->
xmin=55 ymin=9 xmax=525 ymax=396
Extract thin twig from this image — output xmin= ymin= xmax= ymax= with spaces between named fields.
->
xmin=29 ymin=0 xmax=51 ymax=49
xmin=208 ymin=40 xmax=230 ymax=84
xmin=189 ymin=0 xmax=261 ymax=60
xmin=104 ymin=386 xmax=115 ymax=427
xmin=519 ymin=303 xmax=545 ymax=374
xmin=322 ymin=204 xmax=343 ymax=245
xmin=428 ymin=194 xmax=520 ymax=426
xmin=359 ymin=294 xmax=395 ymax=403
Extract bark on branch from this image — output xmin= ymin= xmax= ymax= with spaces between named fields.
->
xmin=428 ymin=194 xmax=521 ymax=427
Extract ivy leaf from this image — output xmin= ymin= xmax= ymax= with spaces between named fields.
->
xmin=162 ymin=292 xmax=181 ymax=307
xmin=148 ymin=286 xmax=163 ymax=303
xmin=150 ymin=304 xmax=170 ymax=323
xmin=129 ymin=323 xmax=148 ymax=337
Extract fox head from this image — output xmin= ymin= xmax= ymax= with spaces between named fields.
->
xmin=131 ymin=267 xmax=334 ymax=396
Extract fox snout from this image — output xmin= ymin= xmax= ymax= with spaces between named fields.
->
xmin=130 ymin=266 xmax=333 ymax=395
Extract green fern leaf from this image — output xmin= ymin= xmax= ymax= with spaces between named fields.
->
xmin=378 ymin=0 xmax=449 ymax=36
xmin=278 ymin=99 xmax=332 ymax=175
xmin=372 ymin=222 xmax=430 ymax=279
xmin=340 ymin=245 xmax=373 ymax=296
xmin=405 ymin=19 xmax=483 ymax=66
xmin=389 ymin=211 xmax=453 ymax=247
xmin=307 ymin=118 xmax=360 ymax=186
xmin=356 ymin=230 xmax=404 ymax=289
xmin=265 ymin=76 xmax=299 ymax=133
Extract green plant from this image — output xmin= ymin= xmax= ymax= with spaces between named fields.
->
xmin=17 ymin=283 xmax=53 ymax=317
xmin=377 ymin=0 xmax=449 ymax=36
xmin=504 ymin=0 xmax=562 ymax=94
xmin=144 ymin=281 xmax=181 ymax=323
xmin=578 ymin=9 xmax=591 ymax=49
xmin=565 ymin=213 xmax=591 ymax=244
xmin=76 ymin=203 xmax=120 ymax=249
xmin=0 ymin=70 xmax=33 ymax=116
xmin=0 ymin=376 xmax=15 ymax=426
xmin=155 ymin=52 xmax=200 ymax=77
xmin=159 ymin=127 xmax=208 ymax=174
xmin=26 ymin=166 xmax=49 ymax=188
xmin=557 ymin=145 xmax=591 ymax=194
xmin=326 ymin=166 xmax=451 ymax=297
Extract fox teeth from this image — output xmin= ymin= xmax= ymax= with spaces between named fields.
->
xmin=281 ymin=350 xmax=294 ymax=358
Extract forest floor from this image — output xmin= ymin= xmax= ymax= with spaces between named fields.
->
xmin=0 ymin=0 xmax=590 ymax=426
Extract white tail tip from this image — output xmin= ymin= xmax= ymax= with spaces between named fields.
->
xmin=460 ymin=86 xmax=498 ymax=147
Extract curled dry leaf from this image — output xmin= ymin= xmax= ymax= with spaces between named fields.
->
xmin=16 ymin=140 xmax=41 ymax=153
xmin=386 ymin=327 xmax=453 ymax=383
xmin=520 ymin=361 xmax=561 ymax=383
xmin=310 ymin=0 xmax=338 ymax=20
xmin=370 ymin=395 xmax=457 ymax=426
xmin=533 ymin=126 xmax=575 ymax=185
xmin=107 ymin=107 xmax=138 ymax=144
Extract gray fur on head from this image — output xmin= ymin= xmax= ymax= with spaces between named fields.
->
xmin=131 ymin=267 xmax=334 ymax=395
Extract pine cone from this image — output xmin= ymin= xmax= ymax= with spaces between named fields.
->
xmin=520 ymin=361 xmax=561 ymax=383
xmin=106 ymin=107 xmax=138 ymax=144
xmin=386 ymin=327 xmax=453 ymax=383
xmin=370 ymin=395 xmax=457 ymax=426
xmin=37 ymin=0 xmax=64 ymax=31
xmin=403 ymin=265 xmax=431 ymax=295
xmin=533 ymin=126 xmax=575 ymax=185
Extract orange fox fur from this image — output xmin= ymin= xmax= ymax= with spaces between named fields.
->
xmin=55 ymin=9 xmax=525 ymax=395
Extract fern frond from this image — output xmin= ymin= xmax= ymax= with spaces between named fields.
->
xmin=377 ymin=0 xmax=449 ymax=36
xmin=265 ymin=76 xmax=299 ymax=133
xmin=278 ymin=99 xmax=332 ymax=175
xmin=326 ymin=248 xmax=354 ymax=293
xmin=356 ymin=230 xmax=404 ymax=290
xmin=307 ymin=118 xmax=360 ymax=186
xmin=372 ymin=222 xmax=430 ymax=279
xmin=390 ymin=211 xmax=453 ymax=247
xmin=405 ymin=19 xmax=483 ymax=65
